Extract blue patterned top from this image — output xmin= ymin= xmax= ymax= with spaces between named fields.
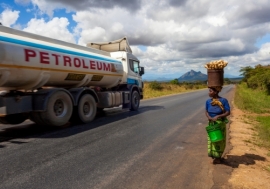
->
xmin=206 ymin=97 xmax=230 ymax=118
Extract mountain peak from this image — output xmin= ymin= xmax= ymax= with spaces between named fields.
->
xmin=178 ymin=70 xmax=207 ymax=82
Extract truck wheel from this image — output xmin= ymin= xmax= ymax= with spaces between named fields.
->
xmin=130 ymin=90 xmax=140 ymax=111
xmin=39 ymin=91 xmax=73 ymax=126
xmin=0 ymin=113 xmax=28 ymax=125
xmin=30 ymin=112 xmax=46 ymax=126
xmin=73 ymin=94 xmax=97 ymax=123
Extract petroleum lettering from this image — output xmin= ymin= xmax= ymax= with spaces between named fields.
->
xmin=90 ymin=60 xmax=96 ymax=70
xmin=103 ymin=63 xmax=111 ymax=71
xmin=63 ymin=56 xmax=72 ymax=67
xmin=52 ymin=54 xmax=60 ymax=65
xmin=97 ymin=62 xmax=103 ymax=70
xmin=74 ymin=58 xmax=81 ymax=68
xmin=82 ymin=59 xmax=88 ymax=69
xmin=23 ymin=48 xmax=114 ymax=72
xmin=40 ymin=52 xmax=50 ymax=64
xmin=24 ymin=49 xmax=36 ymax=62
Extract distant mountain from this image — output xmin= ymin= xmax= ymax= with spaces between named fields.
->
xmin=178 ymin=70 xmax=207 ymax=82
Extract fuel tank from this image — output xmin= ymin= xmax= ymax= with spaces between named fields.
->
xmin=0 ymin=26 xmax=124 ymax=90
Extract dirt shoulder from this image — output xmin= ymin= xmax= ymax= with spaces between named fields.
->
xmin=225 ymin=106 xmax=270 ymax=188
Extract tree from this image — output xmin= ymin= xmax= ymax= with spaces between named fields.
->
xmin=239 ymin=66 xmax=253 ymax=81
xmin=170 ymin=79 xmax=179 ymax=85
xmin=239 ymin=65 xmax=270 ymax=94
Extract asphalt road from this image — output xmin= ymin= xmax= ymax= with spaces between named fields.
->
xmin=0 ymin=85 xmax=235 ymax=189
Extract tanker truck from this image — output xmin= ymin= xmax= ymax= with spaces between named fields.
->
xmin=0 ymin=25 xmax=144 ymax=127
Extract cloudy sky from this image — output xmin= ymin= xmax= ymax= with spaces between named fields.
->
xmin=1 ymin=0 xmax=270 ymax=80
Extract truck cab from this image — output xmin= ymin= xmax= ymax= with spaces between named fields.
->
xmin=87 ymin=38 xmax=144 ymax=97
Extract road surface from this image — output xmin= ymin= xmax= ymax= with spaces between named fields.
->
xmin=0 ymin=85 xmax=235 ymax=189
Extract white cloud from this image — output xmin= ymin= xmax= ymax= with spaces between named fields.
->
xmin=111 ymin=22 xmax=124 ymax=33
xmin=249 ymin=43 xmax=270 ymax=62
xmin=78 ymin=27 xmax=107 ymax=45
xmin=30 ymin=0 xmax=56 ymax=17
xmin=0 ymin=9 xmax=20 ymax=27
xmin=205 ymin=13 xmax=228 ymax=27
xmin=23 ymin=17 xmax=76 ymax=43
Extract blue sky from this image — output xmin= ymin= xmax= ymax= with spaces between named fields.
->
xmin=256 ymin=34 xmax=270 ymax=48
xmin=1 ymin=0 xmax=270 ymax=80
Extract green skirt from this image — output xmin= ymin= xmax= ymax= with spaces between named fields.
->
xmin=207 ymin=120 xmax=227 ymax=158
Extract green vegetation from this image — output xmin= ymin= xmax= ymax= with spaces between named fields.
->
xmin=256 ymin=116 xmax=270 ymax=147
xmin=148 ymin=81 xmax=163 ymax=90
xmin=240 ymin=64 xmax=270 ymax=94
xmin=144 ymin=81 xmax=207 ymax=99
xmin=234 ymin=83 xmax=270 ymax=113
xmin=235 ymin=65 xmax=270 ymax=148
xmin=170 ymin=79 xmax=179 ymax=85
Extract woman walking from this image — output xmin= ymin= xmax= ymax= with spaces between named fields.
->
xmin=205 ymin=86 xmax=230 ymax=164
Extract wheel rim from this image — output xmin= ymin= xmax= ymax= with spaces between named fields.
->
xmin=54 ymin=99 xmax=67 ymax=117
xmin=133 ymin=93 xmax=139 ymax=106
xmin=77 ymin=95 xmax=96 ymax=123
xmin=83 ymin=102 xmax=91 ymax=116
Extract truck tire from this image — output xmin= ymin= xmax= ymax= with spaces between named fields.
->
xmin=72 ymin=94 xmax=96 ymax=123
xmin=35 ymin=91 xmax=73 ymax=126
xmin=0 ymin=113 xmax=28 ymax=125
xmin=29 ymin=112 xmax=46 ymax=126
xmin=130 ymin=90 xmax=140 ymax=111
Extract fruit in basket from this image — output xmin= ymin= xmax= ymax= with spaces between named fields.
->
xmin=204 ymin=60 xmax=228 ymax=70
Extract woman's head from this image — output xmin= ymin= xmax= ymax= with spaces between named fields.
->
xmin=208 ymin=86 xmax=222 ymax=97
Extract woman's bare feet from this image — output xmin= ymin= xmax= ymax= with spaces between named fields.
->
xmin=212 ymin=158 xmax=222 ymax=164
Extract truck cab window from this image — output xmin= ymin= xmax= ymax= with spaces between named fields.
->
xmin=129 ymin=60 xmax=140 ymax=74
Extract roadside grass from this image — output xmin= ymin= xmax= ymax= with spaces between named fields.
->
xmin=143 ymin=82 xmax=207 ymax=99
xmin=256 ymin=116 xmax=270 ymax=148
xmin=234 ymin=83 xmax=270 ymax=113
xmin=235 ymin=83 xmax=270 ymax=148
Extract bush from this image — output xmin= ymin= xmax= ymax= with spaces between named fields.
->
xmin=240 ymin=65 xmax=270 ymax=94
xmin=170 ymin=79 xmax=179 ymax=85
xmin=183 ymin=84 xmax=194 ymax=90
xmin=149 ymin=81 xmax=163 ymax=90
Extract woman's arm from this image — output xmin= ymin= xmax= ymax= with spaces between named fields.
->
xmin=211 ymin=110 xmax=230 ymax=121
xmin=205 ymin=110 xmax=212 ymax=120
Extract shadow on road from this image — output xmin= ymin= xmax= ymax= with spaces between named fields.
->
xmin=223 ymin=153 xmax=266 ymax=168
xmin=210 ymin=153 xmax=266 ymax=188
xmin=0 ymin=105 xmax=164 ymax=146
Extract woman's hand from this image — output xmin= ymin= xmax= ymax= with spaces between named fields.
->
xmin=209 ymin=116 xmax=219 ymax=122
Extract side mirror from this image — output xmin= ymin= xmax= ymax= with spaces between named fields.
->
xmin=139 ymin=67 xmax=145 ymax=76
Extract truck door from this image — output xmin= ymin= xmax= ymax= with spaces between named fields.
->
xmin=128 ymin=59 xmax=143 ymax=88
